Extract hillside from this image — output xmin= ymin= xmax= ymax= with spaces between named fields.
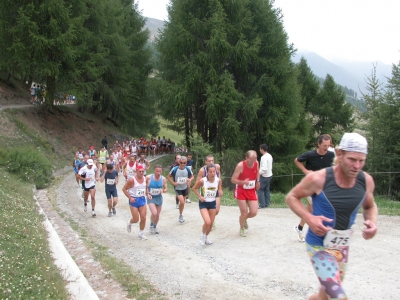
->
xmin=145 ymin=17 xmax=164 ymax=40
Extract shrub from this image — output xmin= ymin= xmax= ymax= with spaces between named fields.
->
xmin=0 ymin=146 xmax=53 ymax=188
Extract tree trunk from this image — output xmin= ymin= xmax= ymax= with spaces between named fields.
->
xmin=45 ymin=75 xmax=56 ymax=110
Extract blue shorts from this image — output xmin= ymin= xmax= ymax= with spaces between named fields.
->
xmin=105 ymin=189 xmax=118 ymax=199
xmin=147 ymin=195 xmax=163 ymax=206
xmin=128 ymin=196 xmax=146 ymax=208
xmin=199 ymin=200 xmax=217 ymax=210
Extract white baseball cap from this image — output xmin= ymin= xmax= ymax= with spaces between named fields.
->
xmin=338 ymin=133 xmax=368 ymax=154
xmin=87 ymin=159 xmax=94 ymax=166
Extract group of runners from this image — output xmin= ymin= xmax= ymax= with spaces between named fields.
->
xmin=71 ymin=132 xmax=378 ymax=300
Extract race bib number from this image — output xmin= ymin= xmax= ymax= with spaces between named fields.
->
xmin=177 ymin=177 xmax=187 ymax=184
xmin=106 ymin=179 xmax=115 ymax=185
xmin=243 ymin=180 xmax=255 ymax=189
xmin=323 ymin=229 xmax=353 ymax=249
xmin=135 ymin=189 xmax=146 ymax=197
xmin=150 ymin=188 xmax=161 ymax=195
xmin=204 ymin=189 xmax=217 ymax=199
xmin=128 ymin=170 xmax=134 ymax=175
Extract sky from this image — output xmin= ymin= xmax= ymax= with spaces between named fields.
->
xmin=136 ymin=0 xmax=400 ymax=65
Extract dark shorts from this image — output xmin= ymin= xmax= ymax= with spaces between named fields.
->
xmin=175 ymin=189 xmax=188 ymax=197
xmin=106 ymin=189 xmax=118 ymax=199
xmin=161 ymin=144 xmax=166 ymax=148
xmin=128 ymin=196 xmax=146 ymax=208
xmin=199 ymin=200 xmax=217 ymax=210
xmin=83 ymin=185 xmax=96 ymax=192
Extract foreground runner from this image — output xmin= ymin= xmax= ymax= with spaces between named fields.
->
xmin=146 ymin=164 xmax=168 ymax=234
xmin=123 ymin=165 xmax=148 ymax=240
xmin=100 ymin=164 xmax=119 ymax=217
xmin=286 ymin=132 xmax=378 ymax=300
xmin=168 ymin=156 xmax=193 ymax=223
xmin=77 ymin=159 xmax=99 ymax=217
xmin=231 ymin=150 xmax=260 ymax=237
xmin=192 ymin=164 xmax=222 ymax=246
xmin=293 ymin=134 xmax=334 ymax=242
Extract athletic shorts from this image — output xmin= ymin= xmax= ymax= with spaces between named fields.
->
xmin=147 ymin=195 xmax=163 ymax=206
xmin=105 ymin=189 xmax=118 ymax=199
xmin=307 ymin=243 xmax=349 ymax=299
xmin=175 ymin=189 xmax=188 ymax=197
xmin=199 ymin=200 xmax=216 ymax=210
xmin=83 ymin=185 xmax=95 ymax=192
xmin=128 ymin=196 xmax=146 ymax=208
xmin=161 ymin=144 xmax=166 ymax=148
xmin=234 ymin=188 xmax=258 ymax=201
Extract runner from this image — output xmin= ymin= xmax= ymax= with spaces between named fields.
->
xmin=76 ymin=159 xmax=99 ymax=217
xmin=293 ymin=134 xmax=335 ymax=242
xmin=168 ymin=156 xmax=194 ymax=223
xmin=123 ymin=165 xmax=148 ymax=240
xmin=150 ymin=138 xmax=157 ymax=157
xmin=285 ymin=132 xmax=378 ymax=300
xmin=192 ymin=164 xmax=222 ymax=246
xmin=231 ymin=150 xmax=260 ymax=237
xmin=100 ymin=163 xmax=119 ymax=217
xmin=72 ymin=152 xmax=81 ymax=186
xmin=170 ymin=154 xmax=181 ymax=209
xmin=137 ymin=154 xmax=150 ymax=175
xmin=124 ymin=154 xmax=137 ymax=181
xmin=196 ymin=154 xmax=222 ymax=229
xmin=160 ymin=136 xmax=166 ymax=154
xmin=98 ymin=145 xmax=109 ymax=175
xmin=146 ymin=164 xmax=168 ymax=234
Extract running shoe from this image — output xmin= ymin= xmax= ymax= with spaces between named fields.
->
xmin=112 ymin=207 xmax=116 ymax=215
xmin=150 ymin=225 xmax=155 ymax=234
xmin=126 ymin=219 xmax=132 ymax=233
xmin=154 ymin=227 xmax=159 ymax=234
xmin=107 ymin=211 xmax=112 ymax=217
xmin=91 ymin=210 xmax=96 ymax=217
xmin=84 ymin=203 xmax=87 ymax=212
xmin=186 ymin=198 xmax=191 ymax=203
xmin=294 ymin=226 xmax=305 ymax=242
xmin=240 ymin=228 xmax=247 ymax=237
xmin=179 ymin=215 xmax=185 ymax=223
xmin=200 ymin=234 xmax=205 ymax=246
xmin=138 ymin=232 xmax=148 ymax=240
xmin=244 ymin=220 xmax=248 ymax=230
xmin=205 ymin=236 xmax=213 ymax=245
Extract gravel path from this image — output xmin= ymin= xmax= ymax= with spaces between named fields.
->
xmin=54 ymin=170 xmax=400 ymax=299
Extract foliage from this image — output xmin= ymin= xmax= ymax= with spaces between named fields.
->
xmin=0 ymin=146 xmax=53 ymax=188
xmin=0 ymin=169 xmax=68 ymax=299
xmin=362 ymin=63 xmax=400 ymax=199
xmin=156 ymin=0 xmax=309 ymax=191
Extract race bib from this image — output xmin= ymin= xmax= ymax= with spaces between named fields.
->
xmin=128 ymin=170 xmax=134 ymax=175
xmin=150 ymin=188 xmax=161 ymax=195
xmin=106 ymin=179 xmax=115 ymax=185
xmin=177 ymin=177 xmax=187 ymax=184
xmin=204 ymin=189 xmax=217 ymax=199
xmin=243 ymin=180 xmax=255 ymax=189
xmin=323 ymin=229 xmax=353 ymax=249
xmin=135 ymin=189 xmax=146 ymax=197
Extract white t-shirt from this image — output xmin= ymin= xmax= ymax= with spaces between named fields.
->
xmin=259 ymin=152 xmax=273 ymax=178
xmin=78 ymin=165 xmax=98 ymax=188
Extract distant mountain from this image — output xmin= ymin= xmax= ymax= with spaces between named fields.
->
xmin=145 ymin=17 xmax=164 ymax=40
xmin=293 ymin=51 xmax=393 ymax=95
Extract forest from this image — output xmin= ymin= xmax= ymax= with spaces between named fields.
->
xmin=0 ymin=0 xmax=399 ymax=198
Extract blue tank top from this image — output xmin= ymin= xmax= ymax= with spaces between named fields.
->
xmin=306 ymin=167 xmax=366 ymax=246
xmin=148 ymin=174 xmax=163 ymax=197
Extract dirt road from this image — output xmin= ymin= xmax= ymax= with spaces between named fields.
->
xmin=54 ymin=171 xmax=400 ymax=299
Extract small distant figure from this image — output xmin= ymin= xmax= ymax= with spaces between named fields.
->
xmin=30 ymin=84 xmax=36 ymax=104
xmin=101 ymin=135 xmax=108 ymax=149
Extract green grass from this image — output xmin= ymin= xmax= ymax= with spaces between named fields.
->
xmin=0 ymin=169 xmax=68 ymax=299
xmin=157 ymin=118 xmax=185 ymax=146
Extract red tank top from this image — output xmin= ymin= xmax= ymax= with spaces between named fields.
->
xmin=237 ymin=160 xmax=258 ymax=189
